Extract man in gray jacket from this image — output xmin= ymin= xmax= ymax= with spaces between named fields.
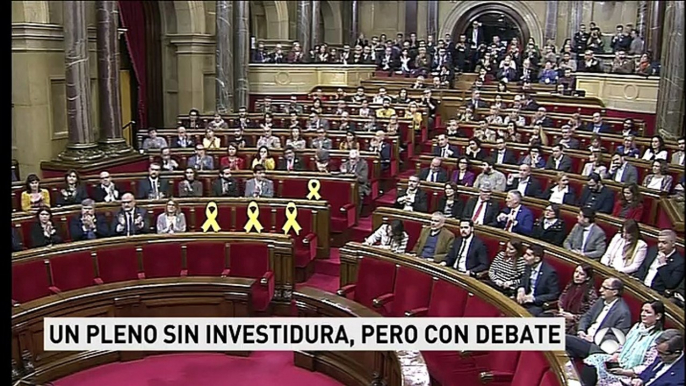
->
xmin=563 ymin=207 xmax=607 ymax=259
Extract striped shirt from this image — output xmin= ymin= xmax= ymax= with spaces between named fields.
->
xmin=363 ymin=224 xmax=409 ymax=254
xmin=488 ymin=252 xmax=526 ymax=288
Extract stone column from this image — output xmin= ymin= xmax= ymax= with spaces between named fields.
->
xmin=427 ymin=0 xmax=438 ymax=41
xmin=216 ymin=0 xmax=234 ymax=114
xmin=234 ymin=0 xmax=250 ymax=110
xmin=59 ymin=0 xmax=104 ymax=162
xmin=311 ymin=0 xmax=321 ymax=48
xmin=636 ymin=1 xmax=648 ymax=38
xmin=544 ymin=1 xmax=558 ymax=42
xmin=655 ymin=1 xmax=685 ymax=139
xmin=567 ymin=1 xmax=584 ymax=43
xmin=646 ymin=1 xmax=666 ymax=58
xmin=296 ymin=0 xmax=311 ymax=59
xmin=350 ymin=0 xmax=359 ymax=45
xmin=96 ymin=0 xmax=132 ymax=156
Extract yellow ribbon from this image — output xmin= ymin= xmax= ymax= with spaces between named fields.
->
xmin=282 ymin=202 xmax=302 ymax=235
xmin=201 ymin=202 xmax=221 ymax=232
xmin=306 ymin=179 xmax=321 ymax=200
xmin=243 ymin=201 xmax=263 ymax=233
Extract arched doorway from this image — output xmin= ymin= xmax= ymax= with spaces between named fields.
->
xmin=449 ymin=3 xmax=534 ymax=46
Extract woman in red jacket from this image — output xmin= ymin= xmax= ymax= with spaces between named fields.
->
xmin=612 ymin=183 xmax=644 ymax=221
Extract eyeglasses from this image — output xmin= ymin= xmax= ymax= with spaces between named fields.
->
xmin=601 ymin=285 xmax=616 ymax=291
xmin=122 ymin=200 xmax=133 ymax=204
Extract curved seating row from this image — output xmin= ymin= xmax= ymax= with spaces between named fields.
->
xmin=337 ymin=242 xmax=574 ymax=386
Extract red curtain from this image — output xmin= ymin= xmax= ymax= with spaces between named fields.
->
xmin=118 ymin=1 xmax=147 ymax=128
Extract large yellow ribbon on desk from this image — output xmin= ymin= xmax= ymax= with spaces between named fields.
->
xmin=306 ymin=179 xmax=321 ymax=200
xmin=201 ymin=201 xmax=221 ymax=232
xmin=282 ymin=202 xmax=302 ymax=235
xmin=243 ymin=201 xmax=263 ymax=233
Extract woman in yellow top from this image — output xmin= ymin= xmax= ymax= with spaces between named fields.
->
xmin=21 ymin=174 xmax=51 ymax=212
xmin=404 ymin=101 xmax=423 ymax=132
xmin=339 ymin=131 xmax=361 ymax=151
xmin=202 ymin=128 xmax=221 ymax=150
xmin=251 ymin=146 xmax=276 ymax=170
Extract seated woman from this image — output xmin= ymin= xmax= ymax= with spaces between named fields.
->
xmin=202 ymin=128 xmax=221 ymax=150
xmin=612 ymin=183 xmax=644 ymax=221
xmin=642 ymin=135 xmax=669 ymax=161
xmin=519 ymin=145 xmax=546 ymax=169
xmin=588 ymin=134 xmax=608 ymax=153
xmin=29 ymin=206 xmax=64 ymax=248
xmin=436 ymin=182 xmax=464 ymax=219
xmin=487 ymin=238 xmax=526 ymax=297
xmin=542 ymin=264 xmax=598 ymax=334
xmin=55 ymin=169 xmax=88 ymax=207
xmin=251 ymin=146 xmax=276 ymax=171
xmin=643 ymin=160 xmax=673 ymax=192
xmin=451 ymin=157 xmax=475 ymax=187
xmin=310 ymin=98 xmax=324 ymax=115
xmin=581 ymin=151 xmax=607 ymax=177
xmin=616 ymin=135 xmax=641 ymax=158
xmin=339 ymin=131 xmax=360 ymax=151
xmin=394 ymin=88 xmax=412 ymax=104
xmin=286 ymin=127 xmax=306 ymax=150
xmin=178 ymin=168 xmax=203 ymax=197
xmin=464 ymin=137 xmax=486 ymax=161
xmin=567 ymin=113 xmax=583 ymax=132
xmin=362 ymin=219 xmax=409 ymax=254
xmin=581 ymin=300 xmax=664 ymax=386
xmin=473 ymin=121 xmax=496 ymax=143
xmin=21 ymin=174 xmax=50 ymax=212
xmin=385 ymin=114 xmax=400 ymax=136
xmin=156 ymin=199 xmax=187 ymax=234
xmin=600 ymin=219 xmax=648 ymax=275
xmin=458 ymin=106 xmax=478 ymax=123
xmin=404 ymin=102 xmax=423 ymax=133
xmin=541 ymin=172 xmax=577 ymax=205
xmin=530 ymin=203 xmax=568 ymax=247
xmin=219 ymin=143 xmax=245 ymax=171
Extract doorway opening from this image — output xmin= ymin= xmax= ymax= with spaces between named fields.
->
xmin=451 ymin=4 xmax=530 ymax=46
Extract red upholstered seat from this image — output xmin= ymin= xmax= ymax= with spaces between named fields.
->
xmin=488 ymin=351 xmax=549 ymax=386
xmin=49 ymin=252 xmax=98 ymax=293
xmin=403 ymin=221 xmax=424 ymax=251
xmin=141 ymin=243 xmax=184 ymax=278
xmin=185 ymin=242 xmax=230 ymax=277
xmin=540 ymin=370 xmax=563 ymax=386
xmin=373 ymin=266 xmax=433 ymax=317
xmin=622 ymin=293 xmax=645 ymax=324
xmin=544 ymin=256 xmax=575 ymax=291
xmin=95 ymin=246 xmax=142 ymax=283
xmin=463 ymin=294 xmax=502 ymax=317
xmin=12 ymin=259 xmax=52 ymax=304
xmin=338 ymin=257 xmax=396 ymax=309
xmin=274 ymin=207 xmax=317 ymax=269
xmin=229 ymin=243 xmax=274 ymax=312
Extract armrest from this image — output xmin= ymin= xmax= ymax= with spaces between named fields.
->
xmin=480 ymin=371 xmax=514 ymax=384
xmin=337 ymin=284 xmax=356 ymax=297
xmin=341 ymin=203 xmax=357 ymax=227
xmin=405 ymin=307 xmax=429 ymax=317
xmin=221 ymin=268 xmax=231 ymax=278
xmin=94 ymin=277 xmax=104 ymax=285
xmin=137 ymin=272 xmax=146 ymax=280
xmin=49 ymin=286 xmax=61 ymax=294
xmin=459 ymin=350 xmax=488 ymax=358
xmin=543 ymin=300 xmax=559 ymax=311
xmin=180 ymin=269 xmax=188 ymax=277
xmin=303 ymin=233 xmax=318 ymax=259
xmin=302 ymin=233 xmax=316 ymax=244
xmin=372 ymin=293 xmax=394 ymax=308
xmin=260 ymin=271 xmax=274 ymax=286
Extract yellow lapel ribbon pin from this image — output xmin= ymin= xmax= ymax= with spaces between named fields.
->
xmin=244 ymin=201 xmax=263 ymax=233
xmin=282 ymin=202 xmax=302 ymax=235
xmin=306 ymin=179 xmax=321 ymax=200
xmin=201 ymin=201 xmax=221 ymax=232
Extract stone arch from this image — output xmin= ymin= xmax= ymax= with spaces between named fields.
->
xmin=321 ymin=0 xmax=343 ymax=44
xmin=440 ymin=1 xmax=544 ymax=47
xmin=13 ymin=1 xmax=50 ymax=23
xmin=272 ymin=1 xmax=289 ymax=40
xmin=172 ymin=0 xmax=207 ymax=35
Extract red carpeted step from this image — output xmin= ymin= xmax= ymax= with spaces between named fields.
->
xmin=375 ymin=189 xmax=397 ymax=206
xmin=350 ymin=215 xmax=374 ymax=242
xmin=314 ymin=249 xmax=340 ymax=276
xmin=297 ymin=273 xmax=339 ymax=293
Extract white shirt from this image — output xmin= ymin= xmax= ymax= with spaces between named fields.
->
xmin=642 ymin=148 xmax=668 ymax=161
xmin=549 ymin=186 xmax=568 ymax=204
xmin=586 ymin=298 xmax=619 ymax=338
xmin=453 ymin=235 xmax=474 ymax=272
xmin=101 ymin=183 xmax=119 ymax=202
xmin=528 ymin=262 xmax=542 ymax=294
xmin=647 ymin=176 xmax=665 ymax=190
xmin=614 ymin=164 xmax=625 ymax=182
xmin=471 ymin=199 xmax=487 ymax=225
xmin=581 ymin=224 xmax=594 ymax=252
xmin=517 ymin=178 xmax=529 ymax=196
xmin=644 ymin=250 xmax=675 ymax=287
xmin=600 ymin=234 xmax=648 ymax=274
xmin=496 ymin=150 xmax=506 ymax=164
xmin=646 ymin=353 xmax=684 ymax=386
xmin=403 ymin=190 xmax=417 ymax=211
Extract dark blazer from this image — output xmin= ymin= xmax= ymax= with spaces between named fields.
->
xmin=633 ymin=248 xmax=685 ymax=295
xmin=578 ymin=185 xmax=615 ymax=214
xmin=12 ymin=228 xmax=23 ymax=252
xmin=69 ymin=214 xmax=111 ymax=241
xmin=111 ymin=207 xmax=150 ymax=236
xmin=171 ymin=136 xmax=195 ymax=149
xmin=55 ymin=185 xmax=89 ymax=207
xmin=29 ymin=222 xmax=64 ymax=248
xmin=530 ymin=218 xmax=568 ymax=247
xmin=394 ymin=188 xmax=429 ymax=213
xmin=432 ymin=145 xmax=460 ymax=159
xmin=518 ymin=261 xmax=560 ymax=306
xmin=461 ymin=197 xmax=500 ymax=226
xmin=444 ymin=236 xmax=489 ymax=274
xmin=545 ymin=155 xmax=573 ymax=172
xmin=211 ymin=177 xmax=240 ymax=197
xmin=496 ymin=205 xmax=534 ymax=236
xmin=92 ymin=184 xmax=122 ymax=203
xmin=418 ymin=167 xmax=449 ymax=183
xmin=277 ymin=157 xmax=305 ymax=171
xmin=436 ymin=196 xmax=465 ymax=219
xmin=490 ymin=149 xmax=518 ymax=165
xmin=136 ymin=177 xmax=172 ymax=200
xmin=533 ymin=116 xmax=554 ymax=127
xmin=577 ymin=298 xmax=632 ymax=338
xmin=541 ymin=185 xmax=577 ymax=205
xmin=584 ymin=122 xmax=611 ymax=134
xmin=451 ymin=170 xmax=476 ymax=187
xmin=506 ymin=177 xmax=543 ymax=198
xmin=638 ymin=354 xmax=684 ymax=386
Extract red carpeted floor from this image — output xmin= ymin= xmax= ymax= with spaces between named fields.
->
xmin=53 ymin=352 xmax=343 ymax=386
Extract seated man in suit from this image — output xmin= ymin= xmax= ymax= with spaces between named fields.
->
xmin=411 ymin=212 xmax=455 ymax=263
xmin=112 ymin=193 xmax=150 ymax=236
xmin=418 ymin=157 xmax=449 ymax=183
xmin=171 ymin=126 xmax=194 ymax=148
xmin=496 ymin=190 xmax=534 ymax=236
xmin=211 ymin=166 xmax=240 ymax=197
xmin=553 ymin=125 xmax=580 ymax=150
xmin=461 ymin=181 xmax=500 ymax=226
xmin=578 ymin=173 xmax=615 ymax=214
xmin=633 ymin=229 xmax=685 ymax=296
xmin=187 ymin=144 xmax=215 ymax=171
xmin=604 ymin=152 xmax=639 ymax=184
xmin=136 ymin=163 xmax=172 ymax=200
xmin=244 ymin=164 xmax=274 ymax=198
xmin=515 ymin=244 xmax=560 ymax=316
xmin=474 ymin=158 xmax=507 ymax=192
xmin=69 ymin=199 xmax=111 ymax=240
xmin=395 ymin=175 xmax=428 ymax=213
xmin=545 ymin=144 xmax=573 ymax=172
xmin=92 ymin=171 xmax=121 ymax=203
xmin=368 ymin=130 xmax=392 ymax=170
xmin=277 ymin=146 xmax=305 ymax=171
xmin=563 ymin=207 xmax=608 ymax=259
xmin=490 ymin=136 xmax=517 ymax=165
xmin=565 ymin=277 xmax=632 ymax=360
xmin=441 ymin=219 xmax=489 ymax=276
xmin=505 ymin=163 xmax=542 ymax=198
xmin=340 ymin=150 xmax=371 ymax=215
xmin=632 ymin=329 xmax=684 ymax=386
xmin=432 ymin=134 xmax=460 ymax=159
xmin=584 ymin=112 xmax=611 ymax=134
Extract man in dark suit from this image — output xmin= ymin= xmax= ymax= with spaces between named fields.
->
xmin=136 ymin=163 xmax=172 ymax=200
xmin=516 ymin=245 xmax=559 ymax=316
xmin=634 ymin=329 xmax=684 ymax=386
xmin=411 ymin=212 xmax=455 ymax=263
xmin=92 ymin=171 xmax=121 ymax=203
xmin=545 ymin=144 xmax=574 ymax=172
xmin=584 ymin=112 xmax=611 ymax=134
xmin=12 ymin=227 xmax=24 ymax=252
xmin=441 ymin=219 xmax=489 ymax=276
xmin=633 ymin=229 xmax=685 ymax=296
xmin=211 ymin=167 xmax=240 ymax=197
xmin=112 ymin=193 xmax=150 ymax=236
xmin=171 ymin=126 xmax=194 ymax=148
xmin=578 ymin=173 xmax=615 ymax=214
xmin=496 ymin=190 xmax=534 ymax=236
xmin=490 ymin=137 xmax=517 ymax=165
xmin=505 ymin=164 xmax=542 ymax=198
xmin=395 ymin=175 xmax=428 ymax=213
xmin=432 ymin=134 xmax=460 ymax=159
xmin=461 ymin=181 xmax=500 ymax=226
xmin=565 ymin=277 xmax=632 ymax=359
xmin=465 ymin=90 xmax=488 ymax=109
xmin=277 ymin=146 xmax=305 ymax=171
xmin=531 ymin=107 xmax=554 ymax=127
xmin=465 ymin=20 xmax=484 ymax=71
xmin=604 ymin=152 xmax=639 ymax=184
xmin=418 ymin=157 xmax=449 ymax=183
xmin=69 ymin=199 xmax=111 ymax=240
xmin=521 ymin=94 xmax=540 ymax=111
